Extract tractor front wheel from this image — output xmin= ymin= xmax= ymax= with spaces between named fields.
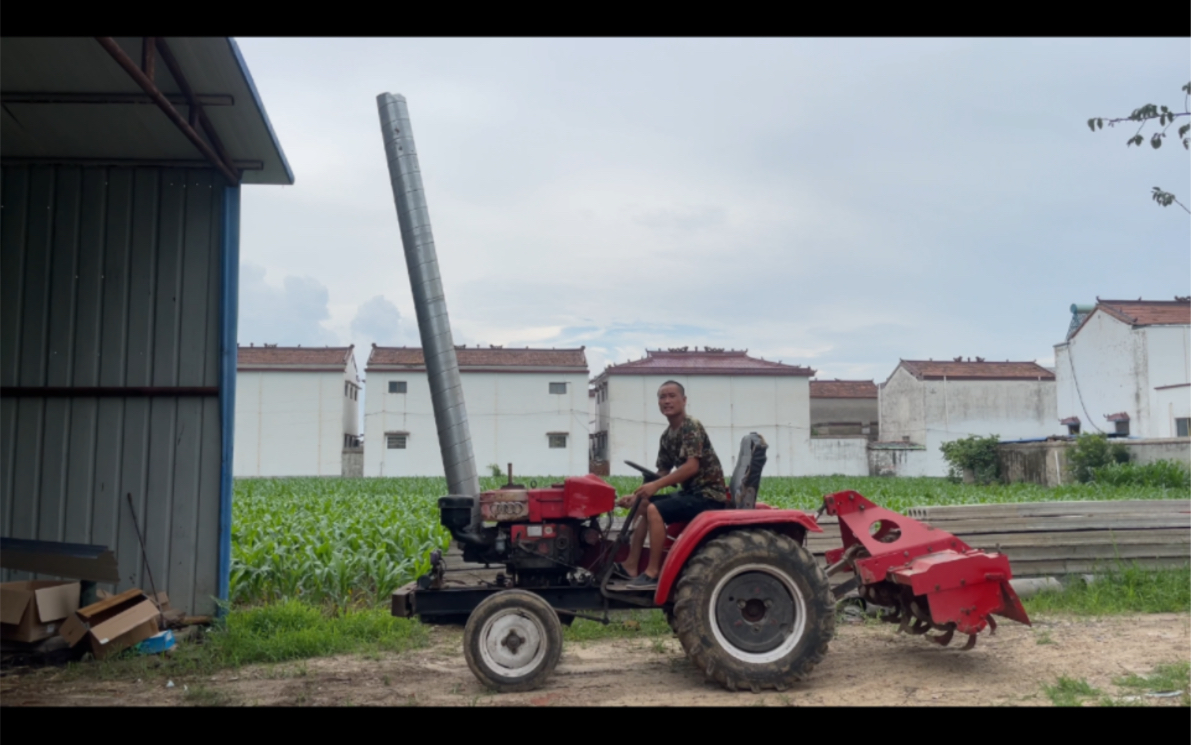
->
xmin=462 ymin=590 xmax=563 ymax=693
xmin=673 ymin=528 xmax=834 ymax=692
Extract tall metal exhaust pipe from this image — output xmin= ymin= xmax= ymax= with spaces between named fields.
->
xmin=377 ymin=93 xmax=481 ymax=502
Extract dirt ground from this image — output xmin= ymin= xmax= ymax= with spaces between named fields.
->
xmin=2 ymin=613 xmax=1188 ymax=706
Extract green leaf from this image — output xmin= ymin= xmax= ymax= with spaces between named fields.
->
xmin=1087 ymin=118 xmax=1096 ymax=132
xmin=1151 ymin=133 xmax=1162 ymax=149
xmin=1097 ymin=119 xmax=1103 ymax=130
xmin=1178 ymin=124 xmax=1189 ymax=138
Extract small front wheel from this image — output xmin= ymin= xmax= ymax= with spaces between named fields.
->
xmin=462 ymin=590 xmax=563 ymax=693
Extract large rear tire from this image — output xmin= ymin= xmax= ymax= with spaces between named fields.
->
xmin=462 ymin=590 xmax=563 ymax=693
xmin=673 ymin=528 xmax=834 ymax=692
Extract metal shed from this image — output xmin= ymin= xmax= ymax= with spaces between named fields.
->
xmin=1 ymin=37 xmax=293 ymax=615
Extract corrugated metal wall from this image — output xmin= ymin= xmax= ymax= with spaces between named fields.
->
xmin=1 ymin=164 xmax=226 ymax=615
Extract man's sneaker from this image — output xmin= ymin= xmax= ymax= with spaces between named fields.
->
xmin=627 ymin=572 xmax=658 ymax=589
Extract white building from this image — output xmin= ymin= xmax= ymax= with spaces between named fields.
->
xmin=234 ymin=345 xmax=361 ymax=477
xmin=590 ymin=348 xmax=816 ymax=477
xmin=364 ymin=346 xmax=589 ymax=477
xmin=878 ymin=358 xmax=1059 ymax=477
xmin=1054 ymin=298 xmax=1191 ymax=439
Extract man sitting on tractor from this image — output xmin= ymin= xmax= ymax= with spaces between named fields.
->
xmin=615 ymin=380 xmax=729 ymax=589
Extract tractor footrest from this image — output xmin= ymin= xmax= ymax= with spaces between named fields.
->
xmin=604 ymin=580 xmax=656 ymax=593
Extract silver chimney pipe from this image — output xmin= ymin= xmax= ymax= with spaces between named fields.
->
xmin=377 ymin=93 xmax=481 ymax=500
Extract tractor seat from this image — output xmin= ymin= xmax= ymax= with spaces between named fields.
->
xmin=727 ymin=432 xmax=768 ymax=510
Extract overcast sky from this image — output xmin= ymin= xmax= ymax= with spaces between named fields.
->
xmin=233 ymin=38 xmax=1190 ymax=387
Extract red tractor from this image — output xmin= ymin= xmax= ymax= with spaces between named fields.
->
xmin=392 ymin=433 xmax=1031 ymax=693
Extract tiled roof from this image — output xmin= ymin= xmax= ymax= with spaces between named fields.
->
xmin=367 ymin=346 xmax=587 ymax=372
xmin=238 ymin=346 xmax=353 ymax=369
xmin=594 ymin=349 xmax=814 ymax=382
xmin=898 ymin=360 xmax=1055 ymax=381
xmin=1105 ymin=412 xmax=1130 ymax=422
xmin=1095 ymin=299 xmax=1191 ymax=327
xmin=809 ymin=380 xmax=878 ymax=399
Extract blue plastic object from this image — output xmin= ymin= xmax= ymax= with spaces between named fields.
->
xmin=135 ymin=630 xmax=176 ymax=655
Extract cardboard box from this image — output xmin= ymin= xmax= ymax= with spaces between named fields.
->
xmin=0 ymin=580 xmax=81 ymax=643
xmin=60 ymin=588 xmax=161 ymax=660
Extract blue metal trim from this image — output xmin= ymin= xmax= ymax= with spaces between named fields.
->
xmin=217 ymin=184 xmax=241 ymax=615
xmin=226 ymin=38 xmax=295 ymax=185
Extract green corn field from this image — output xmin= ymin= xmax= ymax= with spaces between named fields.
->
xmin=230 ymin=475 xmax=1187 ymax=610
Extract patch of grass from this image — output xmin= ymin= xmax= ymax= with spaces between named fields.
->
xmin=1042 ymin=676 xmax=1101 ymax=707
xmin=1023 ymin=563 xmax=1190 ymax=616
xmin=206 ymin=600 xmax=429 ymax=666
xmin=563 ymin=609 xmax=672 ymax=641
xmin=1114 ymin=661 xmax=1190 ymax=695
xmin=184 ymin=684 xmax=234 ymax=707
xmin=55 ymin=601 xmax=429 ymax=682
xmin=1035 ymin=630 xmax=1054 ymax=645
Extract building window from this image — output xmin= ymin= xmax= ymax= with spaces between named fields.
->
xmin=1114 ymin=420 xmax=1129 ymax=436
xmin=389 ymin=381 xmax=407 ymax=394
xmin=387 ymin=434 xmax=408 ymax=449
xmin=549 ymin=382 xmax=567 ymax=395
xmin=1177 ymin=418 xmax=1189 ymax=437
xmin=1067 ymin=422 xmax=1080 ymax=435
xmin=548 ymin=434 xmax=567 ymax=448
xmin=345 ymin=382 xmax=350 ymax=397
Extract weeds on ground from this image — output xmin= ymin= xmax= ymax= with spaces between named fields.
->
xmin=1023 ymin=563 xmax=1190 ymax=616
xmin=52 ymin=601 xmax=428 ymax=683
xmin=1111 ymin=661 xmax=1191 ymax=706
xmin=1042 ymin=676 xmax=1101 ymax=706
xmin=563 ymin=609 xmax=672 ymax=641
xmin=184 ymin=684 xmax=235 ymax=706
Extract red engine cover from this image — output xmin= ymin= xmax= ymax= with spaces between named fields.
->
xmin=526 ymin=474 xmax=616 ymax=522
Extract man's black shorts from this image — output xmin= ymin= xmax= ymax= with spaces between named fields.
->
xmin=650 ymin=490 xmax=726 ymax=524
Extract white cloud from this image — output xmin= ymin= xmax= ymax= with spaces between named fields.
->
xmin=350 ymin=296 xmax=405 ymax=347
xmin=237 ymin=262 xmax=340 ymax=346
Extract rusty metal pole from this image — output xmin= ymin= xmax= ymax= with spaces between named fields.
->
xmin=377 ymin=93 xmax=480 ymax=500
xmin=94 ymin=37 xmax=239 ymax=185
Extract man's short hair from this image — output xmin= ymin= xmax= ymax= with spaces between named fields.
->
xmin=658 ymin=380 xmax=685 ymax=396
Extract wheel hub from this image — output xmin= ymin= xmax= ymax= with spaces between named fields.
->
xmin=480 ymin=611 xmax=544 ymax=676
xmin=714 ymin=571 xmax=795 ymax=653
xmin=502 ymin=630 xmax=524 ymax=654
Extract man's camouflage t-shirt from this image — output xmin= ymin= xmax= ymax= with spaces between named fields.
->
xmin=656 ymin=416 xmax=728 ymax=502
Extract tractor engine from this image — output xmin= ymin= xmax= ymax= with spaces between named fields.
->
xmin=438 ymin=471 xmax=617 ymax=586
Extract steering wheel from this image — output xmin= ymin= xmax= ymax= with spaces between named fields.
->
xmin=624 ymin=460 xmax=660 ymax=483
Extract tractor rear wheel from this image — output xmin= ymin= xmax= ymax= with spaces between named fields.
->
xmin=462 ymin=590 xmax=563 ymax=693
xmin=672 ymin=528 xmax=834 ymax=692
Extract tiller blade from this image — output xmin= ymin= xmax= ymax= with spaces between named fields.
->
xmin=822 ymin=491 xmax=1031 ymax=650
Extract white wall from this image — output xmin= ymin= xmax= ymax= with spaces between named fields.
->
xmin=364 ymin=371 xmax=589 ymax=477
xmin=1153 ymin=386 xmax=1191 ymax=438
xmin=1056 ymin=313 xmax=1190 ymax=438
xmin=807 ymin=437 xmax=869 ymax=476
xmin=234 ymin=370 xmax=352 ymax=476
xmin=868 ymin=447 xmax=932 ymax=477
xmin=878 ymin=367 xmax=925 ymax=445
xmin=342 ymin=355 xmax=361 ymax=440
xmin=601 ymin=375 xmax=811 ymax=477
xmin=1145 ymin=326 xmax=1191 ymax=438
xmin=881 ymin=365 xmax=1059 ymax=477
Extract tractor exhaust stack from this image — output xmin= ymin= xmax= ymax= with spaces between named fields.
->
xmin=377 ymin=93 xmax=481 ymax=505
